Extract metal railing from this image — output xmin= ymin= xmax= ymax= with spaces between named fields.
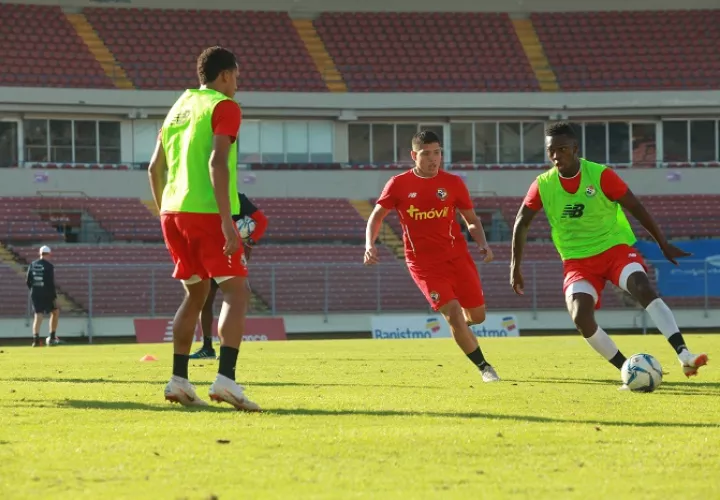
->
xmin=15 ymin=259 xmax=716 ymax=328
xmin=8 ymin=160 xmax=720 ymax=171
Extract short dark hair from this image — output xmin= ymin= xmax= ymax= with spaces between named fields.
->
xmin=411 ymin=130 xmax=442 ymax=151
xmin=196 ymin=46 xmax=237 ymax=85
xmin=545 ymin=121 xmax=577 ymax=140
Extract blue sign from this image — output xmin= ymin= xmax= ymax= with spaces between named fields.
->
xmin=634 ymin=240 xmax=720 ymax=297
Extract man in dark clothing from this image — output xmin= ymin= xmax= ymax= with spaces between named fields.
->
xmin=26 ymin=245 xmax=60 ymax=347
xmin=190 ymin=193 xmax=267 ymax=359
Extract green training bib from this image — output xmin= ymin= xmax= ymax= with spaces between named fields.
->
xmin=160 ymin=88 xmax=239 ymax=215
xmin=537 ymin=159 xmax=636 ymax=260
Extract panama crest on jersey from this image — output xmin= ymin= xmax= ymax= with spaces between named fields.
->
xmin=429 ymin=291 xmax=440 ymax=302
xmin=585 ymin=185 xmax=597 ymax=197
xmin=436 ymin=188 xmax=447 ymax=201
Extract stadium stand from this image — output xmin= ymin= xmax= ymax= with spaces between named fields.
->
xmin=9 ymin=239 xmax=714 ymax=315
xmin=1 ymin=5 xmax=719 ymax=92
xmin=0 ymin=3 xmax=114 ymax=89
xmin=4 ymin=191 xmax=719 ymax=316
xmin=0 ymin=264 xmax=31 ymax=317
xmin=532 ymin=10 xmax=720 ymax=91
xmin=4 ymin=195 xmax=720 ymax=244
xmin=313 ymin=12 xmax=539 ymax=92
xmin=84 ymin=8 xmax=327 ymax=91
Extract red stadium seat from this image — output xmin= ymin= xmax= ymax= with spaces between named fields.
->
xmin=532 ymin=10 xmax=720 ymax=90
xmin=84 ymin=8 xmax=327 ymax=91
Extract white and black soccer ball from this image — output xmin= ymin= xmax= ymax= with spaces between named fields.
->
xmin=235 ymin=216 xmax=256 ymax=241
xmin=621 ymin=353 xmax=663 ymax=392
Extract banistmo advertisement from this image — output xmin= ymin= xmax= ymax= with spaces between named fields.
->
xmin=371 ymin=314 xmax=520 ymax=339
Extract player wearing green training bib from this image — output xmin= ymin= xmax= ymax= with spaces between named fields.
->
xmin=147 ymin=46 xmax=260 ymax=412
xmin=510 ymin=122 xmax=708 ymax=386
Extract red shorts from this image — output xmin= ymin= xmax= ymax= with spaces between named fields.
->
xmin=161 ymin=213 xmax=247 ymax=282
xmin=408 ymin=252 xmax=485 ymax=312
xmin=563 ymin=244 xmax=647 ymax=309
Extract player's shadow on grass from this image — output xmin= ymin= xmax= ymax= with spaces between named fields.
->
xmin=58 ymin=399 xmax=230 ymax=413
xmin=267 ymin=408 xmax=720 ymax=428
xmin=42 ymin=400 xmax=720 ymax=428
xmin=0 ymin=376 xmax=437 ymax=390
xmin=515 ymin=377 xmax=720 ymax=396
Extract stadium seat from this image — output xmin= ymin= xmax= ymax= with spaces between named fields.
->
xmin=84 ymin=8 xmax=327 ymax=91
xmin=532 ymin=10 xmax=720 ymax=90
xmin=0 ymin=3 xmax=114 ymax=89
xmin=314 ymin=12 xmax=539 ymax=92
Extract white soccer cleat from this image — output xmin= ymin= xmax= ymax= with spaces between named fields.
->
xmin=164 ymin=376 xmax=208 ymax=407
xmin=209 ymin=375 xmax=261 ymax=412
xmin=481 ymin=365 xmax=501 ymax=383
xmin=678 ymin=350 xmax=709 ymax=378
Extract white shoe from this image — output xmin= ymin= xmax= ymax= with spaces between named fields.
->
xmin=618 ymin=384 xmax=631 ymax=391
xmin=209 ymin=375 xmax=261 ymax=412
xmin=481 ymin=365 xmax=501 ymax=383
xmin=164 ymin=375 xmax=208 ymax=407
xmin=678 ymin=350 xmax=709 ymax=378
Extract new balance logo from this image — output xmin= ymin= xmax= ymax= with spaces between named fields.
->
xmin=561 ymin=203 xmax=585 ymax=219
xmin=408 ymin=192 xmax=417 ymax=198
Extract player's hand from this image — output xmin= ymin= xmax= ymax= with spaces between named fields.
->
xmin=477 ymin=244 xmax=494 ymax=263
xmin=660 ymin=243 xmax=692 ymax=266
xmin=510 ymin=267 xmax=524 ymax=295
xmin=221 ymin=218 xmax=240 ymax=257
xmin=364 ymin=245 xmax=379 ymax=266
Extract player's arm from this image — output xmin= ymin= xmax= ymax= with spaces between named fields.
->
xmin=511 ymin=181 xmax=542 ymax=295
xmin=366 ymin=204 xmax=391 ymax=246
xmin=47 ymin=263 xmax=57 ymax=299
xmin=456 ymin=180 xmax=493 ymax=262
xmin=211 ymin=101 xmax=242 ymax=255
xmin=238 ymin=194 xmax=268 ymax=244
xmin=147 ymin=135 xmax=167 ymax=213
xmin=365 ymin=178 xmax=396 ymax=265
xmin=615 ymin=189 xmax=691 ymax=265
xmin=26 ymin=265 xmax=32 ymax=289
xmin=210 ymin=136 xmax=234 ymax=223
xmin=457 ymin=208 xmax=493 ymax=263
xmin=248 ymin=209 xmax=268 ymax=243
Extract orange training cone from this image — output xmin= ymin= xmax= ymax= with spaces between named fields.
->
xmin=140 ymin=354 xmax=158 ymax=362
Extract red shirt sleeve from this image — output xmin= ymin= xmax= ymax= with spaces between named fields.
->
xmin=376 ymin=178 xmax=398 ymax=209
xmin=455 ymin=177 xmax=474 ymax=210
xmin=600 ymin=168 xmax=629 ymax=201
xmin=248 ymin=209 xmax=268 ymax=243
xmin=211 ymin=100 xmax=242 ymax=143
xmin=523 ymin=179 xmax=543 ymax=210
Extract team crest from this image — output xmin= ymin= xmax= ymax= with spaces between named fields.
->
xmin=436 ymin=188 xmax=447 ymax=201
xmin=429 ymin=291 xmax=440 ymax=302
xmin=585 ymin=185 xmax=597 ymax=197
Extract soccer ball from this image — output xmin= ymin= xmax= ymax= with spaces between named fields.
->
xmin=621 ymin=353 xmax=663 ymax=392
xmin=235 ymin=216 xmax=256 ymax=241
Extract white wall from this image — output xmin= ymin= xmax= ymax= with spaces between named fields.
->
xmin=3 ymin=167 xmax=719 ymax=199
xmin=0 ymin=308 xmax=716 ymax=339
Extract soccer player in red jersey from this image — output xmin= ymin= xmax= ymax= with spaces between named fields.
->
xmin=148 ymin=46 xmax=260 ymax=410
xmin=511 ymin=122 xmax=708 ymax=385
xmin=364 ymin=131 xmax=501 ymax=382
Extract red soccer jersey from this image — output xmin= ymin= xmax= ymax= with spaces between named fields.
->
xmin=524 ymin=167 xmax=628 ymax=210
xmin=376 ymin=169 xmax=473 ymax=266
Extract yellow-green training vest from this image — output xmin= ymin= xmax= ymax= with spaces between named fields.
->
xmin=160 ymin=88 xmax=239 ymax=215
xmin=536 ymin=159 xmax=636 ymax=260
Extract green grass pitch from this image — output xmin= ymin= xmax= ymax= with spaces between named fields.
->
xmin=0 ymin=335 xmax=717 ymax=500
